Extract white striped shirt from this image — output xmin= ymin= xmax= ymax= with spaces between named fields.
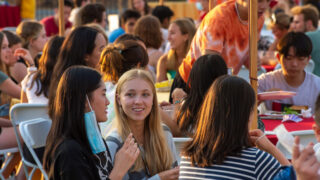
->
xmin=179 ymin=147 xmax=282 ymax=180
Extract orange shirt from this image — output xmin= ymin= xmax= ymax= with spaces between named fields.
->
xmin=179 ymin=0 xmax=264 ymax=83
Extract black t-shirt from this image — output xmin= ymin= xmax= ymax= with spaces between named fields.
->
xmin=48 ymin=139 xmax=112 ymax=180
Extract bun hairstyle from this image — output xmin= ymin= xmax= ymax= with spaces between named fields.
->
xmin=99 ymin=40 xmax=149 ymax=82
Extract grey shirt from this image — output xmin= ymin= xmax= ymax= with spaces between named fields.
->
xmin=258 ymin=69 xmax=320 ymax=112
xmin=106 ymin=124 xmax=178 ymax=180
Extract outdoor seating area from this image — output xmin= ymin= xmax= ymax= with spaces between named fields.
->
xmin=1 ymin=0 xmax=320 ymax=179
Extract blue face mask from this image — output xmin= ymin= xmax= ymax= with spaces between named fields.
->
xmin=84 ymin=95 xmax=106 ymax=154
xmin=196 ymin=2 xmax=204 ymax=11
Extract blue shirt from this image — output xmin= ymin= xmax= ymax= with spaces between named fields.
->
xmin=108 ymin=28 xmax=125 ymax=43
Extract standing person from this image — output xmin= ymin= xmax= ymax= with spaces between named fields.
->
xmin=44 ymin=66 xmax=139 ymax=179
xmin=134 ymin=15 xmax=163 ymax=74
xmin=179 ymin=75 xmax=290 ymax=179
xmin=106 ymin=69 xmax=179 ymax=180
xmin=16 ymin=20 xmax=48 ymax=83
xmin=49 ymin=26 xmax=107 ymax=99
xmin=291 ymin=4 xmax=320 ymax=76
xmin=132 ymin=0 xmax=152 ymax=16
xmin=108 ymin=9 xmax=141 ymax=43
xmin=178 ymin=0 xmax=268 ymax=84
xmin=21 ymin=36 xmax=65 ymax=104
xmin=157 ymin=18 xmax=196 ymax=82
xmin=40 ymin=0 xmax=74 ymax=37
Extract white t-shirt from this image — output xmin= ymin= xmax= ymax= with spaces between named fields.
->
xmin=258 ymin=69 xmax=320 ymax=112
xmin=99 ymin=81 xmax=116 ymax=138
xmin=21 ymin=73 xmax=48 ymax=104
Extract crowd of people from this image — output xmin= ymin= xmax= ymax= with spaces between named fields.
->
xmin=1 ymin=0 xmax=320 ymax=179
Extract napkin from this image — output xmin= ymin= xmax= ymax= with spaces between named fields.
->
xmin=282 ymin=114 xmax=302 ymax=123
xmin=301 ymin=108 xmax=312 ymax=118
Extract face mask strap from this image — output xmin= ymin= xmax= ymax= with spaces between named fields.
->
xmin=86 ymin=95 xmax=93 ymax=111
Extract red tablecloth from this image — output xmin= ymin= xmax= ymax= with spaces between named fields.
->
xmin=0 ymin=6 xmax=21 ymax=28
xmin=262 ymin=117 xmax=314 ymax=145
xmin=262 ymin=64 xmax=276 ymax=72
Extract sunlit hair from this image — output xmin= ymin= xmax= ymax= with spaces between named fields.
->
xmin=183 ymin=75 xmax=255 ymax=167
xmin=177 ymin=54 xmax=227 ymax=136
xmin=114 ymin=69 xmax=173 ymax=175
xmin=134 ymin=15 xmax=163 ymax=49
xmin=16 ymin=20 xmax=43 ymax=49
xmin=29 ymin=36 xmax=65 ymax=98
xmin=171 ymin=18 xmax=196 ymax=55
xmin=99 ymin=40 xmax=148 ymax=83
xmin=44 ymin=66 xmax=102 ymax=172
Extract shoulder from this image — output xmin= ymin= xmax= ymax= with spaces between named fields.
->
xmin=306 ymin=72 xmax=320 ymax=87
xmin=41 ymin=16 xmax=54 ymax=24
xmin=258 ymin=69 xmax=282 ymax=82
xmin=158 ymin=54 xmax=168 ymax=65
xmin=0 ymin=71 xmax=8 ymax=84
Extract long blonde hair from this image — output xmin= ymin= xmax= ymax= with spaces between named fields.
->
xmin=114 ymin=69 xmax=173 ymax=175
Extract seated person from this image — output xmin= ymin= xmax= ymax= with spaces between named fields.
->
xmin=108 ymin=9 xmax=141 ymax=43
xmin=258 ymin=32 xmax=320 ymax=112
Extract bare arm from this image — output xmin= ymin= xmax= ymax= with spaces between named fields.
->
xmin=0 ymin=78 xmax=21 ymax=99
xmin=157 ymin=54 xmax=169 ymax=82
xmin=250 ymin=129 xmax=290 ymax=166
xmin=10 ymin=63 xmax=27 ymax=84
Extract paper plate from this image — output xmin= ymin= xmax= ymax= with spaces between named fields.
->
xmin=258 ymin=91 xmax=296 ymax=101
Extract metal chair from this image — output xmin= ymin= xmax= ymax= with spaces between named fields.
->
xmin=9 ymin=103 xmax=49 ymax=180
xmin=19 ymin=118 xmax=51 ymax=180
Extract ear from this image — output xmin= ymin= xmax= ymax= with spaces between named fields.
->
xmin=313 ymin=123 xmax=320 ymax=142
xmin=183 ymin=34 xmax=189 ymax=42
xmin=116 ymin=94 xmax=121 ymax=106
xmin=84 ymin=54 xmax=89 ymax=63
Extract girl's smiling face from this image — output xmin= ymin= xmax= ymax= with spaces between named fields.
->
xmin=118 ymin=78 xmax=154 ymax=122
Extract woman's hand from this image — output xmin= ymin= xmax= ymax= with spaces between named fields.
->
xmin=249 ymin=129 xmax=290 ymax=165
xmin=158 ymin=167 xmax=179 ymax=180
xmin=109 ymin=133 xmax=140 ymax=180
xmin=249 ymin=129 xmax=273 ymax=152
xmin=292 ymin=136 xmax=320 ymax=180
xmin=171 ymin=88 xmax=187 ymax=104
xmin=14 ymin=48 xmax=34 ymax=67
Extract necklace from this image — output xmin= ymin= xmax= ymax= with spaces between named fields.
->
xmin=235 ymin=2 xmax=248 ymax=25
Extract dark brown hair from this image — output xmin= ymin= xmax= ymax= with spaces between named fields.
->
xmin=134 ymin=15 xmax=163 ymax=49
xmin=183 ymin=75 xmax=255 ymax=167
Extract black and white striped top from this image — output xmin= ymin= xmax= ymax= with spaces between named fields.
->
xmin=179 ymin=147 xmax=282 ymax=180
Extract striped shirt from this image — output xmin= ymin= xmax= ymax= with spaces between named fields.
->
xmin=179 ymin=147 xmax=282 ymax=180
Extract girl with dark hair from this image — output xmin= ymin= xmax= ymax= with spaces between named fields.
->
xmin=44 ymin=66 xmax=139 ymax=179
xmin=132 ymin=0 xmax=151 ymax=16
xmin=175 ymin=54 xmax=227 ymax=136
xmin=99 ymin=40 xmax=149 ymax=137
xmin=49 ymin=26 xmax=107 ymax=99
xmin=21 ymin=36 xmax=65 ymax=104
xmin=179 ymin=75 xmax=290 ymax=179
